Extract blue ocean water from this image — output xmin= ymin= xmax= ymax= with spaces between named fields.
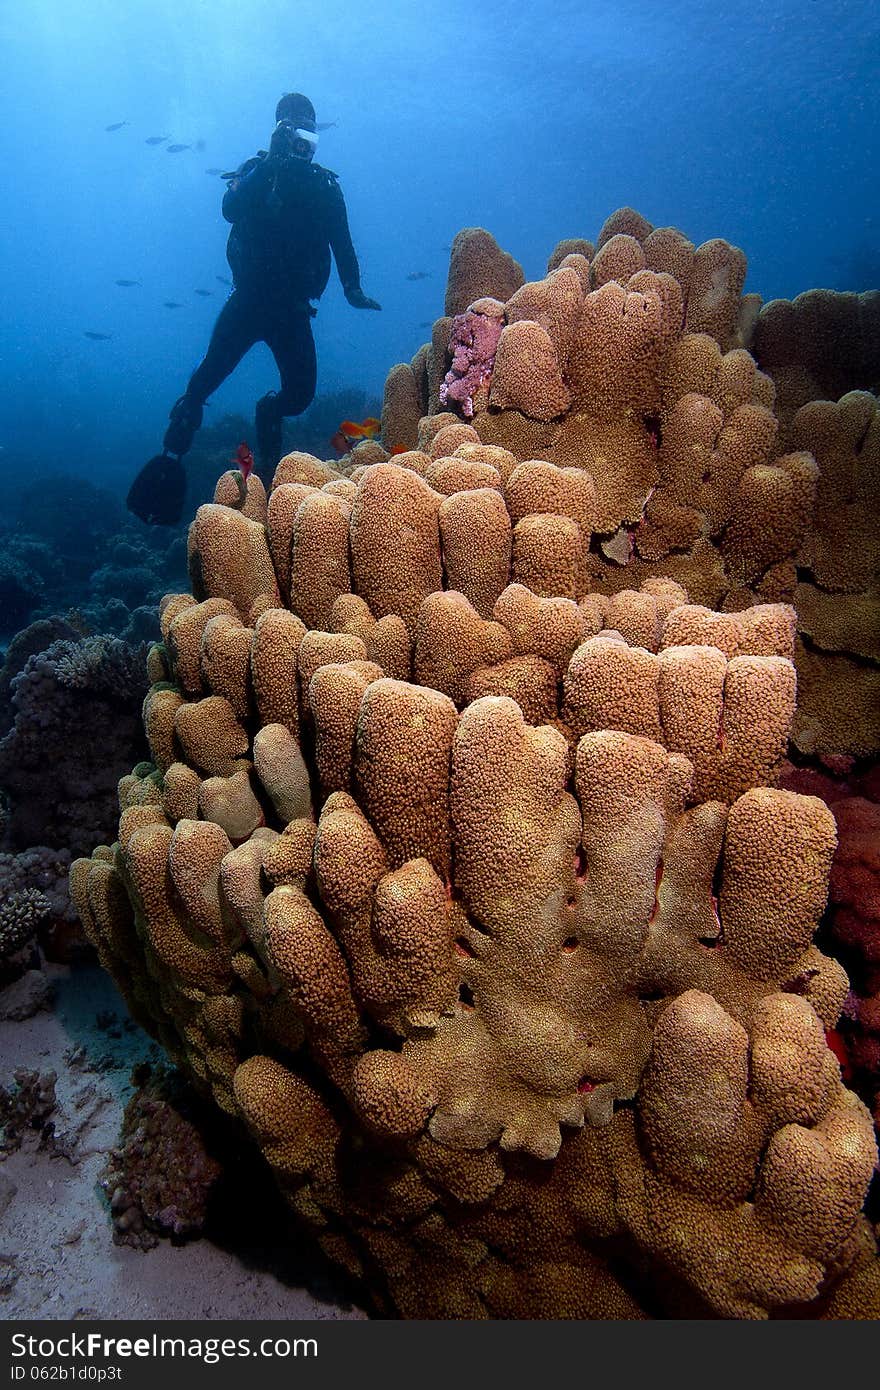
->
xmin=0 ymin=2 xmax=877 ymax=1325
xmin=0 ymin=0 xmax=877 ymax=491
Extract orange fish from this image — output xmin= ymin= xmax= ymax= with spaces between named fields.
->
xmin=389 ymin=444 xmax=409 ymax=455
xmin=232 ymin=440 xmax=254 ymax=481
xmin=340 ymin=417 xmax=381 ymax=439
xmin=331 ymin=416 xmax=382 ymax=455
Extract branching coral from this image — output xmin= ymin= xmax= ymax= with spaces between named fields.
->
xmin=0 ymin=847 xmax=78 ymax=960
xmin=0 ymin=888 xmax=49 ymax=966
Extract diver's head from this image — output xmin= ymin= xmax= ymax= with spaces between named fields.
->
xmin=274 ymin=92 xmax=318 ymax=160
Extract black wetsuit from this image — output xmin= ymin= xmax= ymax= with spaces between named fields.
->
xmin=126 ymin=147 xmax=371 ymax=523
xmin=172 ymin=153 xmax=365 ymax=456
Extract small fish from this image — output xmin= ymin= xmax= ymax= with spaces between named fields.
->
xmin=405 ymin=271 xmax=432 ymax=281
xmin=193 ymin=288 xmax=213 ymax=297
xmin=84 ymin=331 xmax=112 ymax=340
xmin=342 ymin=417 xmax=381 ymax=438
xmin=115 ymin=278 xmax=140 ymax=287
xmin=166 ymin=143 xmax=190 ymax=153
xmin=204 ymin=167 xmax=224 ymax=175
xmin=104 ymin=121 xmax=128 ymax=132
xmin=315 ymin=121 xmax=337 ymax=132
xmin=331 ymin=417 xmax=382 ymax=454
xmin=389 ymin=445 xmax=410 ymax=456
xmin=163 ymin=301 xmax=184 ymax=309
xmin=145 ymin=135 xmax=169 ymax=145
xmin=215 ymin=275 xmax=232 ymax=286
xmin=233 ymin=441 xmax=254 ymax=482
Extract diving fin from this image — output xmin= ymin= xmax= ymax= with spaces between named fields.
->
xmin=126 ymin=452 xmax=187 ymax=526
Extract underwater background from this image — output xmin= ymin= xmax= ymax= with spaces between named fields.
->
xmin=0 ymin=0 xmax=878 ymax=1321
xmin=1 ymin=0 xmax=878 ymax=494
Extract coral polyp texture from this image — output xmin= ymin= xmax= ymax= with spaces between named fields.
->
xmin=73 ymin=209 xmax=879 ymax=1319
xmin=381 ymin=209 xmax=879 ymax=762
xmin=751 ymin=287 xmax=880 ymax=434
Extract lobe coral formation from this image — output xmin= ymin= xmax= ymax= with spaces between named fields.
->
xmin=72 ymin=207 xmax=879 ymax=1319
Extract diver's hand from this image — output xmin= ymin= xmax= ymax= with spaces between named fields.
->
xmin=268 ymin=120 xmax=295 ymax=163
xmin=346 ymin=288 xmax=382 ymax=310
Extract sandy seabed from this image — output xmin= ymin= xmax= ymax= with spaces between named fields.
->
xmin=0 ymin=965 xmax=367 ymax=1322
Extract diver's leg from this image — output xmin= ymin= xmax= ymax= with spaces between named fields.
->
xmin=257 ymin=311 xmax=318 ymax=479
xmin=268 ymin=311 xmax=318 ymax=416
xmin=163 ymin=395 xmax=204 ymax=457
xmin=253 ymin=392 xmax=284 ymax=482
xmin=164 ymin=293 xmax=260 ymax=456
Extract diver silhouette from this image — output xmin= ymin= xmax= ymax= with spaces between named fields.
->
xmin=127 ymin=92 xmax=381 ymax=525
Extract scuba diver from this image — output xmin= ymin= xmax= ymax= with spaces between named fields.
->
xmin=127 ymin=92 xmax=381 ymax=524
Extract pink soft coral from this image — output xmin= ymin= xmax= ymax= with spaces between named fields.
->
xmin=439 ymin=303 xmax=504 ymax=419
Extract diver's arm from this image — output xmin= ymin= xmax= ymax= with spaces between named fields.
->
xmin=221 ymin=156 xmax=275 ymax=223
xmin=327 ymin=181 xmax=379 ymax=307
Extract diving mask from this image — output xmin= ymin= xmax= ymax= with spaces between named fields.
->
xmin=271 ymin=119 xmax=319 ymax=163
xmin=283 ymin=122 xmax=316 ymax=159
xmin=291 ymin=127 xmax=318 ymax=158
